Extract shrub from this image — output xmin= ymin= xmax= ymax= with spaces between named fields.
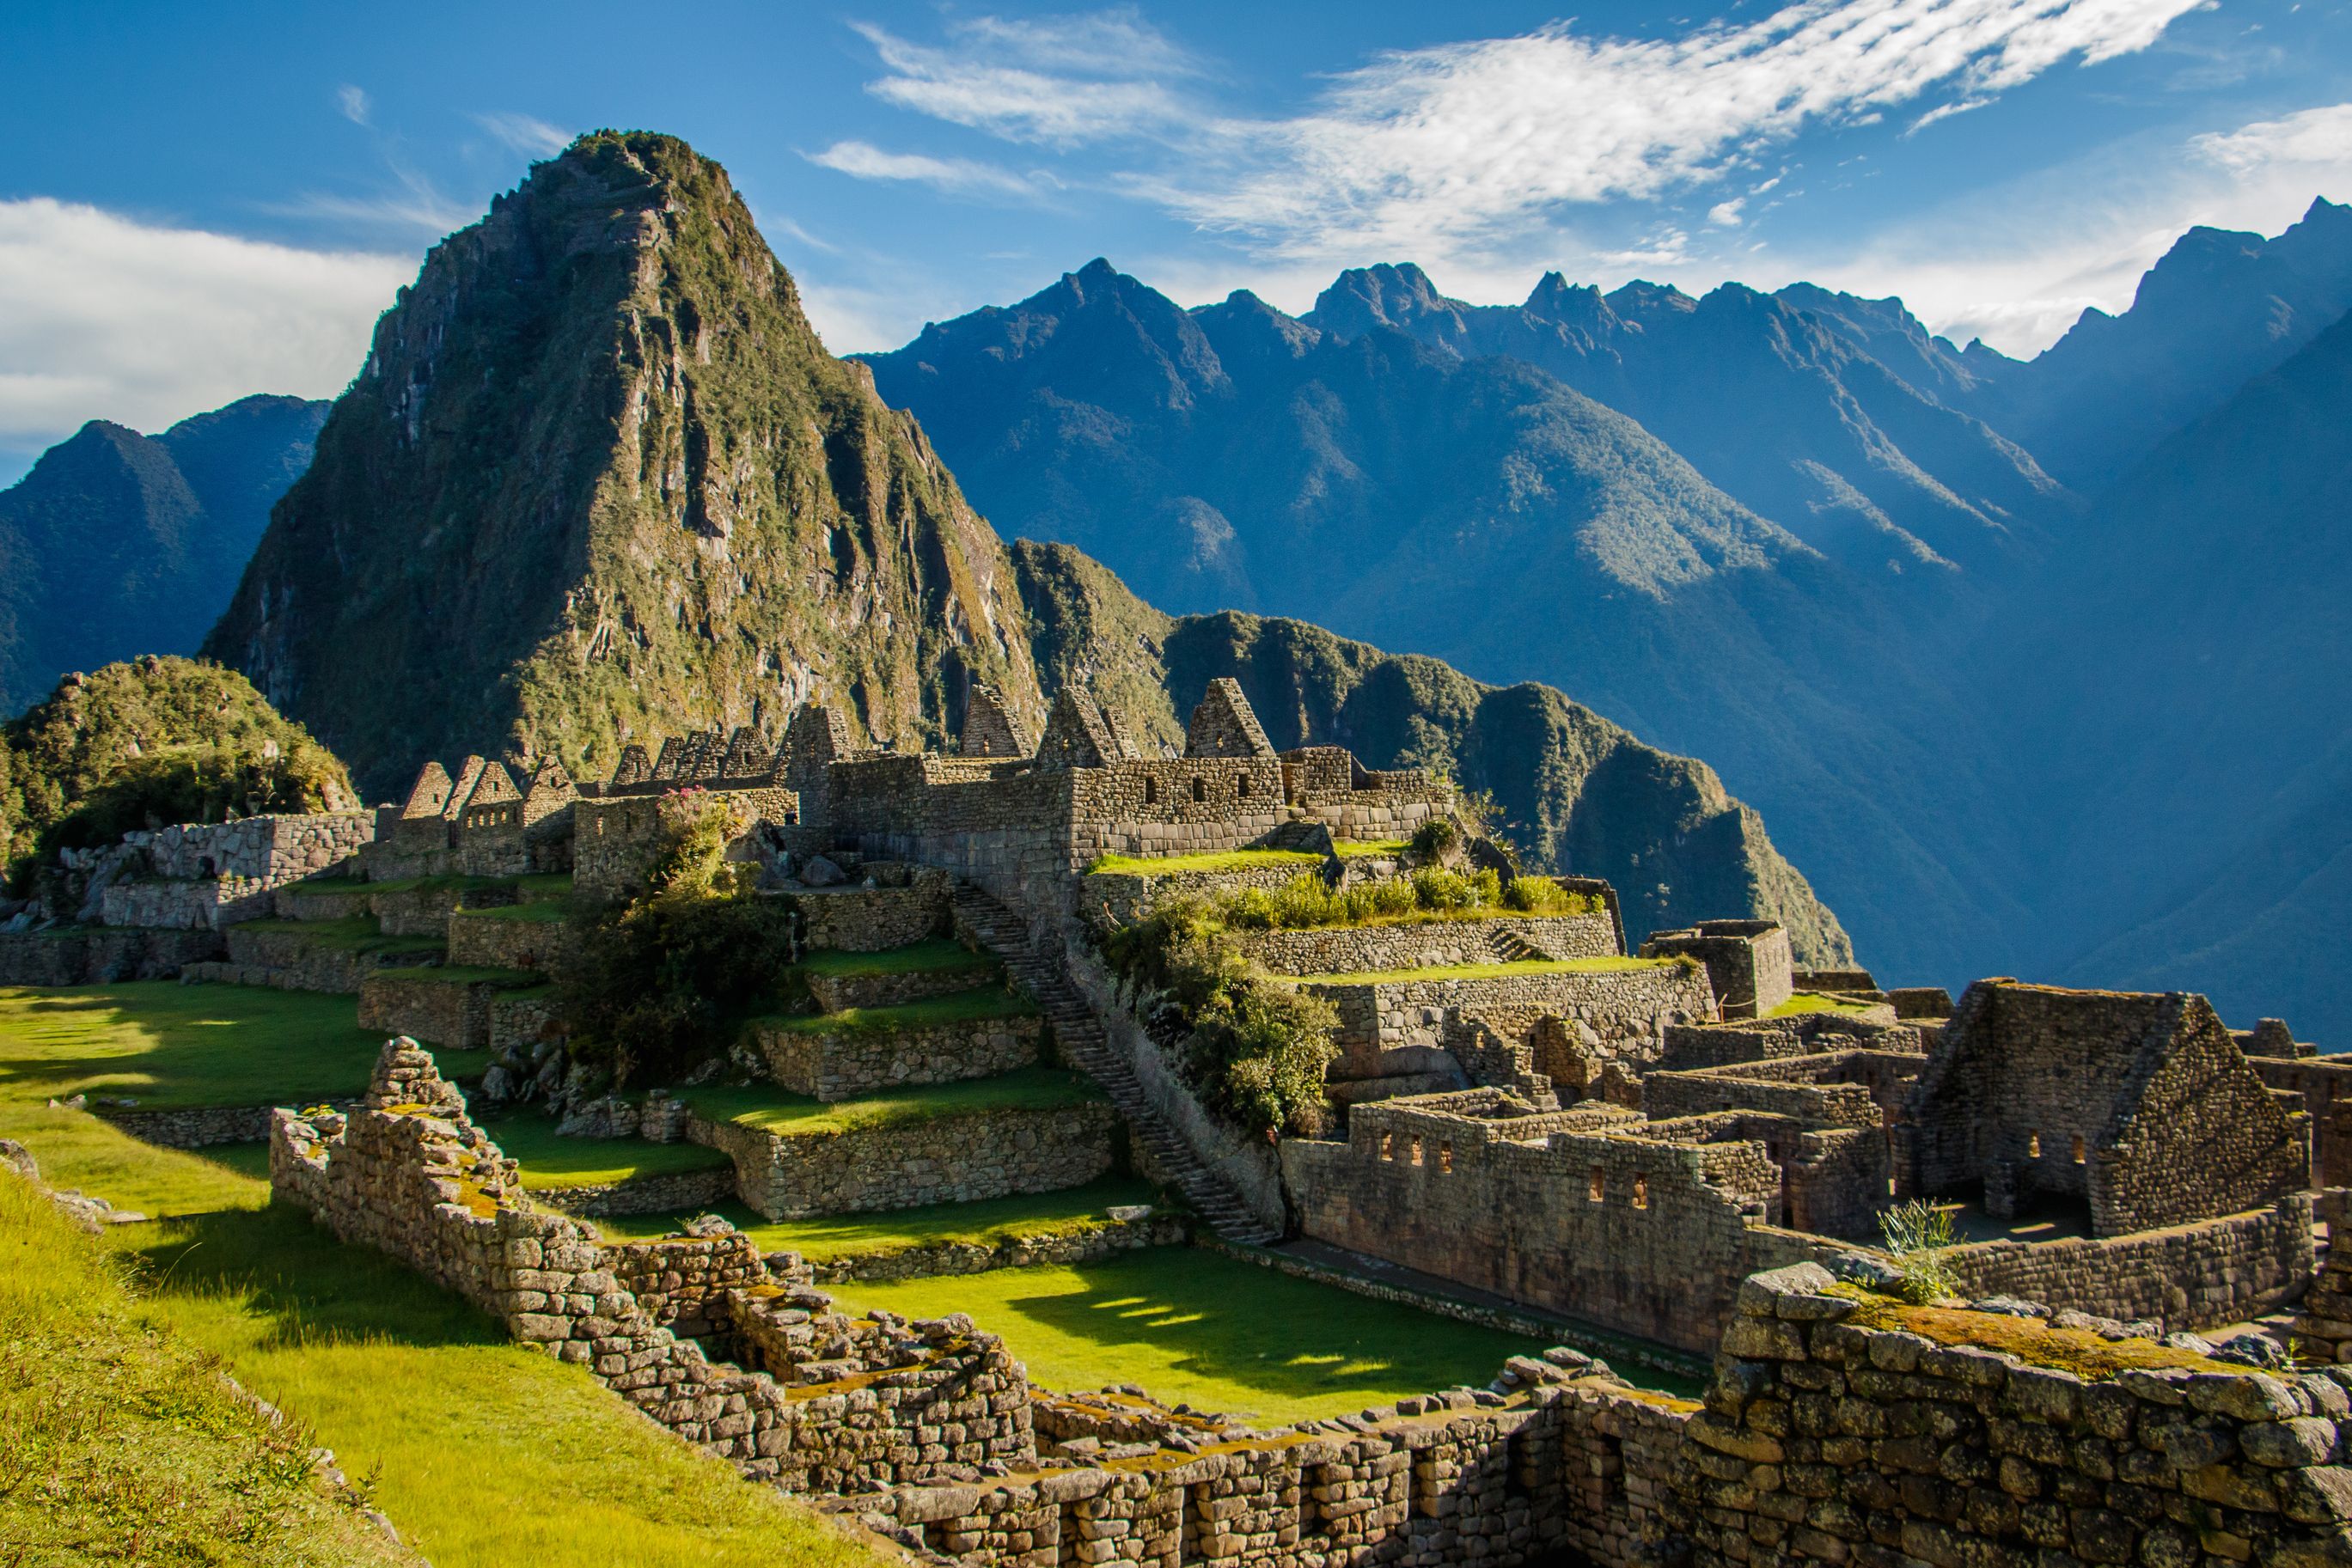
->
xmin=1101 ymin=898 xmax=1338 ymax=1138
xmin=558 ymin=791 xmax=797 ymax=1086
xmin=1501 ymin=876 xmax=1600 ymax=916
xmin=1410 ymin=817 xmax=1461 ymax=861
xmin=1409 ymin=866 xmax=1477 ymax=912
xmin=1877 ymin=1199 xmax=1961 ymax=1305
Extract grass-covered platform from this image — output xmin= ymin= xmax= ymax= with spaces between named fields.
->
xmin=825 ymin=1248 xmax=1548 ymax=1425
xmin=684 ymin=1065 xmax=1103 ymax=1138
xmin=753 ymin=985 xmax=1038 ymax=1036
xmin=229 ymin=917 xmax=446 ymax=957
xmin=1290 ymin=955 xmax=1672 ymax=986
xmin=592 ymin=1174 xmax=1165 ymax=1260
xmin=480 ymin=1113 xmax=734 ymax=1193
xmin=796 ymin=937 xmax=997 ymax=979
xmin=1085 ymin=848 xmax=1325 ymax=877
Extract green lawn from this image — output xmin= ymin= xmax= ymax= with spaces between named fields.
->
xmin=1290 ymin=955 xmax=1674 ymax=985
xmin=1085 ymin=849 xmax=1325 ymax=876
xmin=235 ymin=917 xmax=446 ymax=956
xmin=685 ymin=1066 xmax=1103 ymax=1138
xmin=797 ymin=937 xmax=996 ymax=978
xmin=455 ymin=900 xmax=572 ymax=924
xmin=1766 ymin=991 xmax=1879 ymax=1018
xmin=754 ymin=985 xmax=1038 ymax=1035
xmin=112 ymin=1206 xmax=882 ymax=1568
xmin=0 ymin=982 xmax=483 ymax=1111
xmin=514 ymin=873 xmax=575 ymax=902
xmin=1331 ymin=839 xmax=1412 ymax=859
xmin=590 ymin=1174 xmax=1164 ymax=1260
xmin=824 ymin=1248 xmax=1545 ymax=1425
xmin=479 ymin=1113 xmax=733 ymax=1190
xmin=365 ymin=965 xmax=545 ymax=988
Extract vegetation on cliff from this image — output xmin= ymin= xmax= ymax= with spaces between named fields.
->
xmin=1 ymin=656 xmax=353 ymax=891
xmin=205 ymin=131 xmax=1044 ymax=800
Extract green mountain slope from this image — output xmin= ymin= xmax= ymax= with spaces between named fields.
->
xmin=205 ymin=131 xmax=1046 ymax=800
xmin=1014 ymin=541 xmax=1851 ymax=962
xmin=0 ymin=396 xmax=326 ymax=713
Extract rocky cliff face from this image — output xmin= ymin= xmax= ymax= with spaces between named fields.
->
xmin=205 ymin=131 xmax=1046 ymax=800
xmin=0 ymin=395 xmax=326 ymax=714
xmin=1013 ymin=542 xmax=1852 ymax=964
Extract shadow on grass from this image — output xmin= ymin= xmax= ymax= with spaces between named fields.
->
xmin=991 ymin=1255 xmax=1523 ymax=1405
xmin=117 ymin=1204 xmax=504 ymax=1353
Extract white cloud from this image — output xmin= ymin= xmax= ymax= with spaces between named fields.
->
xmin=852 ymin=15 xmax=1202 ymax=148
xmin=805 ymin=140 xmax=1044 ymax=201
xmin=0 ymin=198 xmax=407 ymax=454
xmin=267 ymin=162 xmax=474 ymax=235
xmin=1708 ymin=198 xmax=1747 ymax=227
xmin=337 ymin=84 xmax=370 ymax=125
xmin=2191 ymin=101 xmax=2352 ymax=171
xmin=855 ymin=0 xmax=2205 ymax=268
xmin=473 ymin=111 xmax=572 ymax=159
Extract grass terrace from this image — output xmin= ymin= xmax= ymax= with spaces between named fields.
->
xmin=1290 ymin=955 xmax=1674 ymax=986
xmin=1332 ymin=839 xmax=1412 ymax=859
xmin=455 ymin=900 xmax=573 ymax=924
xmin=1766 ymin=991 xmax=1881 ymax=1018
xmin=1085 ymin=849 xmax=1326 ymax=877
xmin=591 ymin=1174 xmax=1165 ymax=1260
xmin=796 ymin=937 xmax=997 ymax=979
xmin=234 ymin=916 xmax=446 ymax=956
xmin=365 ymin=964 xmax=547 ymax=990
xmin=823 ymin=1248 xmax=1547 ymax=1425
xmin=685 ymin=1066 xmax=1103 ymax=1138
xmin=479 ymin=1113 xmax=733 ymax=1192
xmin=0 ymin=982 xmax=484 ymax=1113
xmin=755 ymin=986 xmax=1039 ymax=1035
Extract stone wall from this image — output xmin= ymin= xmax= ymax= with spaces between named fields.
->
xmin=101 ymin=1099 xmax=357 ymax=1148
xmin=141 ymin=812 xmax=376 ymax=886
xmin=1081 ymin=861 xmax=1323 ymax=929
xmin=805 ymin=962 xmax=998 ymax=1012
xmin=748 ymin=1013 xmax=1045 ymax=1101
xmin=446 ymin=909 xmax=572 ymax=972
xmin=786 ymin=873 xmax=952 ymax=951
xmin=1940 ymin=1198 xmax=2315 ymax=1331
xmin=100 ymin=876 xmax=276 ymax=930
xmin=1640 ymin=920 xmax=1795 ymax=1020
xmin=0 ymin=926 xmax=221 ymax=985
xmin=522 ymin=1166 xmax=742 ymax=1219
xmin=1280 ymin=1090 xmax=1839 ymax=1353
xmin=1307 ymin=963 xmax=1714 ymax=1088
xmin=270 ymin=1040 xmax=1036 ymax=1494
xmin=2253 ymin=1054 xmax=2352 ymax=1185
xmin=357 ymin=973 xmax=523 ymax=1050
xmin=219 ymin=926 xmax=436 ymax=993
xmin=1673 ymin=1260 xmax=2352 ymax=1568
xmin=808 ymin=1212 xmax=1188 ymax=1284
xmin=1237 ymin=913 xmax=1619 ymax=978
xmin=690 ymin=1099 xmax=1117 ymax=1219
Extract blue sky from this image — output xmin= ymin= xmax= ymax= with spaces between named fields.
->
xmin=4 ymin=0 xmax=2351 ymax=482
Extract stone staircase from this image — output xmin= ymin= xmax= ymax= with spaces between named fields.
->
xmin=1489 ymin=928 xmax=1548 ymax=964
xmin=951 ymin=885 xmax=1281 ymax=1246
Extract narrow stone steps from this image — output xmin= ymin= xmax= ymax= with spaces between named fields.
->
xmin=953 ymin=886 xmax=1280 ymax=1246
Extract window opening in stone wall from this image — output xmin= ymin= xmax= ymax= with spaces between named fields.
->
xmin=2027 ymin=1131 xmax=2042 ymax=1159
xmin=1237 ymin=775 xmax=1250 ymax=798
xmin=1589 ymin=1167 xmax=1604 ymax=1201
xmin=1381 ymin=1132 xmax=1394 ymax=1160
xmin=1503 ymin=1431 xmax=1532 ymax=1502
xmin=1632 ymin=1172 xmax=1648 ymax=1209
xmin=1596 ymin=1433 xmax=1624 ymax=1510
xmin=1145 ymin=777 xmax=1158 ymax=804
xmin=2072 ymin=1134 xmax=2086 ymax=1163
xmin=1409 ymin=1135 xmax=1424 ymax=1166
xmin=1191 ymin=776 xmax=1206 ymax=802
xmin=1439 ymin=1142 xmax=1453 ymax=1174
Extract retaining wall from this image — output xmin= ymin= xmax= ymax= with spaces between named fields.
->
xmin=1237 ymin=913 xmax=1619 ymax=978
xmin=749 ymin=1012 xmax=1044 ymax=1101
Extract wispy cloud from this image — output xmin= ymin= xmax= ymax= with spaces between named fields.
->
xmin=473 ymin=111 xmax=572 ymax=159
xmin=2191 ymin=101 xmax=2352 ymax=172
xmin=805 ymin=140 xmax=1044 ymax=202
xmin=268 ymin=161 xmax=474 ymax=235
xmin=0 ymin=198 xmax=406 ymax=454
xmin=852 ymin=13 xmax=1202 ymax=148
xmin=337 ymin=84 xmax=370 ymax=126
xmin=850 ymin=1 xmax=2206 ymax=268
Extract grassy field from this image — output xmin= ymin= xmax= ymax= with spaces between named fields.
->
xmin=113 ymin=1206 xmax=882 ymax=1568
xmin=1331 ymin=839 xmax=1412 ymax=859
xmin=234 ymin=917 xmax=447 ymax=956
xmin=1767 ymin=991 xmax=1880 ymax=1018
xmin=755 ymin=985 xmax=1039 ymax=1035
xmin=480 ymin=1113 xmax=734 ymax=1190
xmin=0 ymin=983 xmax=484 ymax=1112
xmin=1289 ymin=955 xmax=1673 ymax=985
xmin=1085 ymin=849 xmax=1324 ymax=877
xmin=453 ymin=900 xmax=572 ymax=924
xmin=797 ymin=938 xmax=996 ymax=978
xmin=686 ymin=1065 xmax=1103 ymax=1137
xmin=591 ymin=1174 xmax=1164 ymax=1260
xmin=0 ymin=1172 xmax=419 ymax=1565
xmin=825 ymin=1248 xmax=1543 ymax=1424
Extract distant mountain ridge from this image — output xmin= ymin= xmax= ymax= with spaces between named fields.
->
xmin=0 ymin=395 xmax=327 ymax=712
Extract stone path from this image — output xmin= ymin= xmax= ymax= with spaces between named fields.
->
xmin=951 ymin=885 xmax=1280 ymax=1246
